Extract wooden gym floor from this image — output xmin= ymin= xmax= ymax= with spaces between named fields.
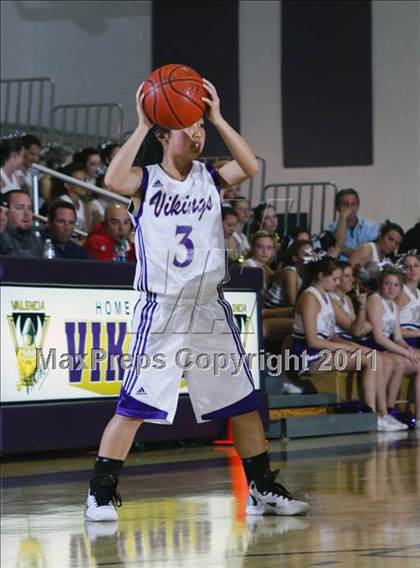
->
xmin=1 ymin=431 xmax=420 ymax=567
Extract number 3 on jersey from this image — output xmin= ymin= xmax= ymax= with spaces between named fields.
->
xmin=174 ymin=225 xmax=194 ymax=268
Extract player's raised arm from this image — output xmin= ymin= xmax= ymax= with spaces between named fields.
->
xmin=201 ymin=79 xmax=258 ymax=188
xmin=105 ymin=83 xmax=153 ymax=196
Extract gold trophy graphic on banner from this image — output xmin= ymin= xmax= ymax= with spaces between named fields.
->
xmin=7 ymin=313 xmax=50 ymax=393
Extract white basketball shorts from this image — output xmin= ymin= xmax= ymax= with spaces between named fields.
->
xmin=116 ymin=289 xmax=257 ymax=424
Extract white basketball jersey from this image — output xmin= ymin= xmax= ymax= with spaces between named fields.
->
xmin=128 ymin=161 xmax=228 ymax=297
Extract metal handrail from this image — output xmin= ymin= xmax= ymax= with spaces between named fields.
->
xmin=52 ymin=103 xmax=124 ymax=147
xmin=31 ymin=164 xmax=130 ymax=216
xmin=202 ymin=155 xmax=266 ymax=205
xmin=0 ymin=77 xmax=55 ymax=140
xmin=263 ymin=181 xmax=338 ymax=235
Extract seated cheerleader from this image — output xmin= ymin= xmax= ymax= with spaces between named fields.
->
xmin=291 ymin=254 xmax=401 ymax=431
xmin=330 ymin=262 xmax=402 ymax=424
xmin=363 ymin=265 xmax=420 ymax=427
xmin=265 ymin=239 xmax=312 ymax=309
xmin=330 ymin=261 xmax=372 ymax=341
xmin=398 ymin=252 xmax=420 ymax=350
xmin=349 ymin=220 xmax=404 ymax=269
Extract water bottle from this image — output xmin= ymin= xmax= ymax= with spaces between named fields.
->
xmin=43 ymin=239 xmax=56 ymax=259
xmin=113 ymin=241 xmax=128 ymax=262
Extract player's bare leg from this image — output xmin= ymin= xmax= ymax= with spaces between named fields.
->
xmin=85 ymin=416 xmax=143 ymax=522
xmin=231 ymin=410 xmax=266 ymax=457
xmin=98 ymin=415 xmax=143 ymax=459
xmin=231 ymin=410 xmax=309 ymax=516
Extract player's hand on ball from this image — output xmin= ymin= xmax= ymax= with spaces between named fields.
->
xmin=136 ymin=82 xmax=153 ymax=129
xmin=202 ymin=79 xmax=222 ymax=125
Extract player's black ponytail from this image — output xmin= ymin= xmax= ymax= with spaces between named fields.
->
xmin=135 ymin=126 xmax=169 ymax=167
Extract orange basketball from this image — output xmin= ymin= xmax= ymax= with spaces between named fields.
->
xmin=143 ymin=64 xmax=206 ymax=130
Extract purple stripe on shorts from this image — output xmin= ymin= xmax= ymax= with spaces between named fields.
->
xmin=116 ymin=388 xmax=168 ymax=420
xmin=141 ymin=293 xmax=158 ymax=353
xmin=125 ymin=293 xmax=158 ymax=395
xmin=201 ymin=390 xmax=257 ymax=421
xmin=123 ymin=293 xmax=154 ymax=394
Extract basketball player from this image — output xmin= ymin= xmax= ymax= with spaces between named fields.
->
xmin=84 ymin=79 xmax=309 ymax=521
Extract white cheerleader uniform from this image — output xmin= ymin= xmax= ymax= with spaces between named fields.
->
xmin=399 ymin=285 xmax=420 ymax=348
xmin=291 ymin=286 xmax=336 ymax=374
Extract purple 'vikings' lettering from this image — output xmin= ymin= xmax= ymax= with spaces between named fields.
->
xmin=90 ymin=322 xmax=102 ymax=382
xmin=106 ymin=321 xmax=127 ymax=382
xmin=163 ymin=194 xmax=173 ymax=216
xmin=149 ymin=190 xmax=213 ymax=221
xmin=149 ymin=190 xmax=165 ymax=216
xmin=65 ymin=322 xmax=86 ymax=383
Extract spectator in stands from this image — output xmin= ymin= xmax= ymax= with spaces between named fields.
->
xmin=49 ymin=162 xmax=89 ymax=233
xmin=265 ymin=240 xmax=312 ymax=308
xmin=250 ymin=203 xmax=278 ymax=236
xmin=349 ymin=220 xmax=404 ymax=269
xmin=229 ymin=196 xmax=252 ymax=254
xmin=87 ymin=174 xmax=113 ymax=232
xmin=399 ymin=220 xmax=420 ymax=254
xmin=363 ymin=266 xmax=420 ymax=425
xmin=39 ymin=144 xmax=73 ymax=210
xmin=40 ymin=200 xmax=91 ymax=260
xmin=79 ymin=147 xmax=102 ymax=186
xmin=326 ymin=188 xmax=379 ymax=260
xmin=15 ymin=134 xmax=42 ymax=192
xmin=83 ymin=203 xmax=135 ymax=262
xmin=312 ymin=229 xmax=342 ymax=258
xmin=0 ymin=190 xmax=42 ymax=257
xmin=282 ymin=227 xmax=311 ymax=251
xmin=397 ymin=253 xmax=420 ymax=349
xmin=223 ymin=185 xmax=241 ymax=201
xmin=222 ymin=207 xmax=240 ymax=262
xmin=243 ymin=231 xmax=276 ymax=293
xmin=248 ymin=203 xmax=282 ymax=267
xmin=0 ymin=193 xmax=9 ymax=233
xmin=100 ymin=143 xmax=121 ymax=168
xmin=0 ymin=137 xmax=24 ymax=193
xmin=290 ymin=255 xmax=398 ymax=431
